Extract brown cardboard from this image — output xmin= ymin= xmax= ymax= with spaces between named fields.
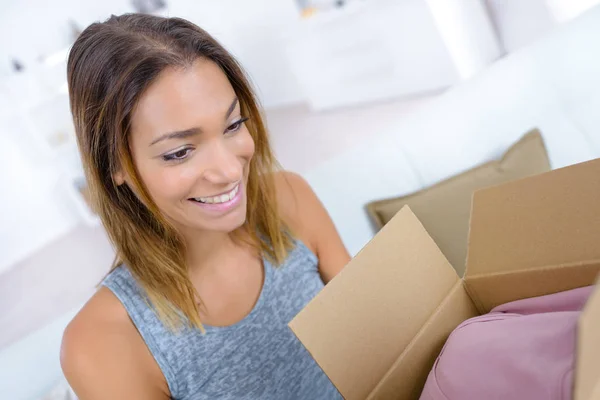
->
xmin=290 ymin=158 xmax=600 ymax=400
xmin=289 ymin=207 xmax=469 ymax=400
xmin=576 ymin=277 xmax=600 ymax=400
xmin=465 ymin=158 xmax=600 ymax=312
xmin=367 ymin=281 xmax=477 ymax=400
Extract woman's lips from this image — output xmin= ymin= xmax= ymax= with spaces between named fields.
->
xmin=188 ymin=181 xmax=243 ymax=213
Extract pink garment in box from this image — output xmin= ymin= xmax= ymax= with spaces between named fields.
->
xmin=420 ymin=286 xmax=594 ymax=400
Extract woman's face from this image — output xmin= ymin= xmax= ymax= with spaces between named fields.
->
xmin=126 ymin=58 xmax=255 ymax=235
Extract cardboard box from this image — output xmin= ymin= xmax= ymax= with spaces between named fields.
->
xmin=290 ymin=158 xmax=600 ymax=400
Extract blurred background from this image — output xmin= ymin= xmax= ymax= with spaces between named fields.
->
xmin=2 ymin=0 xmax=600 ymax=398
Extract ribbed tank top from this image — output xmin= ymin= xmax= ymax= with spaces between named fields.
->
xmin=102 ymin=239 xmax=342 ymax=400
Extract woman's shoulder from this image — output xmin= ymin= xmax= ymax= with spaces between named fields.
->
xmin=60 ymin=287 xmax=169 ymax=399
xmin=272 ymin=170 xmax=351 ymax=283
xmin=272 ymin=171 xmax=318 ymax=253
xmin=62 ymin=286 xmax=134 ymax=346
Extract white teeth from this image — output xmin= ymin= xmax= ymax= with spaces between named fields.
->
xmin=194 ymin=184 xmax=239 ymax=204
xmin=229 ymin=186 xmax=237 ymax=200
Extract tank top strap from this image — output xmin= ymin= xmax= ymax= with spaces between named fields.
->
xmin=101 ymin=266 xmax=182 ymax=397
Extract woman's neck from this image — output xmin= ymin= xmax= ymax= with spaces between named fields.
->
xmin=183 ymin=227 xmax=257 ymax=277
xmin=184 ymin=230 xmax=231 ymax=271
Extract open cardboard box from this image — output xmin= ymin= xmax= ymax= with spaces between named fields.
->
xmin=290 ymin=158 xmax=600 ymax=400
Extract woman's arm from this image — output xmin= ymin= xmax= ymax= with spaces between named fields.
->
xmin=61 ymin=288 xmax=170 ymax=400
xmin=275 ymin=171 xmax=351 ymax=283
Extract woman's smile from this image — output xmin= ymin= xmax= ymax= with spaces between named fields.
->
xmin=188 ymin=181 xmax=244 ymax=214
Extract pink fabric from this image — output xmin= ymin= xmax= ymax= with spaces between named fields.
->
xmin=420 ymin=286 xmax=594 ymax=400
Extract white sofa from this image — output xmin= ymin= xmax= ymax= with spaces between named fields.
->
xmin=4 ymin=5 xmax=600 ymax=400
xmin=303 ymin=6 xmax=600 ymax=258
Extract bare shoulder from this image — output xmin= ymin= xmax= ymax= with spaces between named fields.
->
xmin=272 ymin=171 xmax=316 ymax=247
xmin=273 ymin=171 xmax=350 ymax=282
xmin=272 ymin=170 xmax=306 ymax=204
xmin=61 ymin=286 xmax=169 ymax=400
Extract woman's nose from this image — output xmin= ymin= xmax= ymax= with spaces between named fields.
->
xmin=201 ymin=140 xmax=243 ymax=184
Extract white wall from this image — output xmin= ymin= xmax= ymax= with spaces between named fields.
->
xmin=282 ymin=0 xmax=461 ymax=110
xmin=425 ymin=0 xmax=504 ymax=79
xmin=485 ymin=0 xmax=557 ymax=53
xmin=546 ymin=0 xmax=600 ymax=22
xmin=0 ymin=0 xmax=133 ymax=76
xmin=0 ymin=121 xmax=79 ymax=274
xmin=158 ymin=0 xmax=306 ymax=108
xmin=202 ymin=0 xmax=306 ymax=108
xmin=485 ymin=0 xmax=600 ymax=53
xmin=0 ymin=0 xmax=304 ymax=108
xmin=0 ymin=0 xmax=135 ymax=273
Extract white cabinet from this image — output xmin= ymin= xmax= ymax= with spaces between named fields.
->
xmin=282 ymin=0 xmax=460 ymax=110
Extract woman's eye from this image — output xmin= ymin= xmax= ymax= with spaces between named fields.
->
xmin=225 ymin=117 xmax=249 ymax=134
xmin=163 ymin=148 xmax=192 ymax=162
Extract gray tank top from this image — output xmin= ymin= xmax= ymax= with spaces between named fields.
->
xmin=102 ymin=239 xmax=342 ymax=400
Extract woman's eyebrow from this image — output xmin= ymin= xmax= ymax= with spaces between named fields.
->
xmin=150 ymin=127 xmax=201 ymax=146
xmin=225 ymin=97 xmax=238 ymax=120
xmin=149 ymin=97 xmax=239 ymax=147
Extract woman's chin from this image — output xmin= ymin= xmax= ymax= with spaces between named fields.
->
xmin=196 ymin=211 xmax=248 ymax=234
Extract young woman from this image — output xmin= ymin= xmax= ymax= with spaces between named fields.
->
xmin=60 ymin=13 xmax=350 ymax=400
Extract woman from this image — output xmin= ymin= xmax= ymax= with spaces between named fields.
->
xmin=60 ymin=13 xmax=350 ymax=400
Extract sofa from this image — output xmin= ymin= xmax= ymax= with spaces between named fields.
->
xmin=301 ymin=6 xmax=600 ymax=259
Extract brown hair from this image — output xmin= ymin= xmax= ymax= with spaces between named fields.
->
xmin=67 ymin=13 xmax=293 ymax=331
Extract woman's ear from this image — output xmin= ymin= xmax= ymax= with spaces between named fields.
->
xmin=113 ymin=170 xmax=126 ymax=186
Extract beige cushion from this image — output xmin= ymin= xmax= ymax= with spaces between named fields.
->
xmin=365 ymin=129 xmax=551 ymax=276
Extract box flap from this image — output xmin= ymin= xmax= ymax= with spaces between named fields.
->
xmin=367 ymin=281 xmax=478 ymax=400
xmin=465 ymin=158 xmax=600 ymax=312
xmin=289 ymin=207 xmax=461 ymax=400
xmin=576 ymin=280 xmax=600 ymax=400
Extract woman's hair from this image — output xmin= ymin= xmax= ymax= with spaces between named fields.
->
xmin=67 ymin=13 xmax=293 ymax=331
